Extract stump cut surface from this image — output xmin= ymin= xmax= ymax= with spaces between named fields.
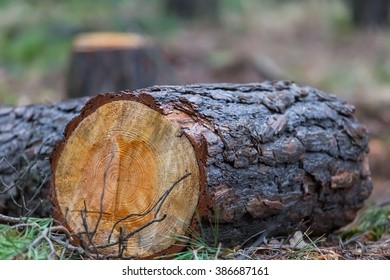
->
xmin=53 ymin=99 xmax=200 ymax=258
xmin=72 ymin=32 xmax=149 ymax=51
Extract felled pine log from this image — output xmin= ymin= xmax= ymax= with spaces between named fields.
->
xmin=0 ymin=82 xmax=372 ymax=258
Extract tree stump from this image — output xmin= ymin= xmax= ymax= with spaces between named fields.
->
xmin=0 ymin=82 xmax=372 ymax=259
xmin=66 ymin=32 xmax=159 ymax=98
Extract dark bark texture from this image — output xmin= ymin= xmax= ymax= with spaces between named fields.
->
xmin=0 ymin=82 xmax=371 ymax=247
xmin=0 ymin=98 xmax=88 ymax=217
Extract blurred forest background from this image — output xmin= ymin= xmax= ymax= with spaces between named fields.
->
xmin=0 ymin=0 xmax=389 ymax=203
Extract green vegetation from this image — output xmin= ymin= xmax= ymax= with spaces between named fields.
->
xmin=166 ymin=232 xmax=226 ymax=260
xmin=0 ymin=217 xmax=55 ymax=260
xmin=0 ymin=216 xmax=84 ymax=260
xmin=1 ymin=205 xmax=389 ymax=260
xmin=0 ymin=1 xmax=156 ymax=74
xmin=2 ymin=0 xmax=384 ymax=105
xmin=0 ymin=0 xmax=172 ymax=104
xmin=287 ymin=231 xmax=326 ymax=260
xmin=163 ymin=210 xmax=234 ymax=260
xmin=0 ymin=0 xmax=353 ymax=75
xmin=340 ymin=205 xmax=390 ymax=241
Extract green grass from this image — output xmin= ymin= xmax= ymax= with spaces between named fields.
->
xmin=287 ymin=231 xmax=326 ymax=260
xmin=0 ymin=217 xmax=55 ymax=260
xmin=162 ymin=210 xmax=234 ymax=260
xmin=1 ymin=205 xmax=389 ymax=260
xmin=340 ymin=205 xmax=390 ymax=241
xmin=167 ymin=232 xmax=224 ymax=260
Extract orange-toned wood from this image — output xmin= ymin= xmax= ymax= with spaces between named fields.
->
xmin=72 ymin=32 xmax=149 ymax=51
xmin=53 ymin=100 xmax=200 ymax=258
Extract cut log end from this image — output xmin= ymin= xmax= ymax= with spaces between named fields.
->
xmin=51 ymin=98 xmax=201 ymax=258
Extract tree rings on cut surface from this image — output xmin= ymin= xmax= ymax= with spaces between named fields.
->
xmin=52 ymin=98 xmax=200 ymax=258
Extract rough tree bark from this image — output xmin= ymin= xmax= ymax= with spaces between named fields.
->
xmin=0 ymin=82 xmax=371 ymax=258
xmin=0 ymin=98 xmax=88 ymax=217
